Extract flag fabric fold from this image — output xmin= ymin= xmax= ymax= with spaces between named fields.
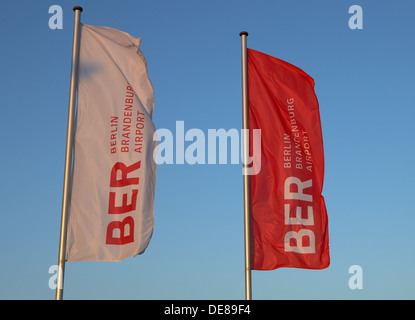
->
xmin=248 ymin=48 xmax=329 ymax=270
xmin=66 ymin=24 xmax=156 ymax=262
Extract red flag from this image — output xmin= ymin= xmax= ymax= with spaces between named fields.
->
xmin=248 ymin=48 xmax=329 ymax=270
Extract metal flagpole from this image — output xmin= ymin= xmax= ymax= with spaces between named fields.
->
xmin=55 ymin=6 xmax=83 ymax=300
xmin=239 ymin=31 xmax=252 ymax=300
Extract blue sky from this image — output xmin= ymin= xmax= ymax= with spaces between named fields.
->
xmin=1 ymin=0 xmax=414 ymax=299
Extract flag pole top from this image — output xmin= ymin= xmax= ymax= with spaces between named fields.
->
xmin=73 ymin=6 xmax=83 ymax=12
xmin=240 ymin=31 xmax=248 ymax=37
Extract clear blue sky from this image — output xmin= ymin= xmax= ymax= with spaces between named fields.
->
xmin=1 ymin=0 xmax=414 ymax=299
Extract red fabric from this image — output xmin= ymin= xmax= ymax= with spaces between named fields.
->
xmin=248 ymin=49 xmax=329 ymax=270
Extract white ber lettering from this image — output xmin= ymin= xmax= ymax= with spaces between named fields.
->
xmin=283 ymin=176 xmax=315 ymax=253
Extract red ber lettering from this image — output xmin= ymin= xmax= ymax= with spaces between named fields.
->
xmin=106 ymin=216 xmax=134 ymax=245
xmin=110 ymin=161 xmax=141 ymax=187
xmin=108 ymin=189 xmax=138 ymax=214
xmin=106 ymin=161 xmax=141 ymax=245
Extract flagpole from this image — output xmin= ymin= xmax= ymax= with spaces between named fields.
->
xmin=240 ymin=31 xmax=252 ymax=300
xmin=55 ymin=6 xmax=83 ymax=300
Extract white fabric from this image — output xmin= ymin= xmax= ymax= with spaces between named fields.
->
xmin=67 ymin=24 xmax=156 ymax=261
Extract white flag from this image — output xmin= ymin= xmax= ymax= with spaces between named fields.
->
xmin=67 ymin=24 xmax=156 ymax=261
